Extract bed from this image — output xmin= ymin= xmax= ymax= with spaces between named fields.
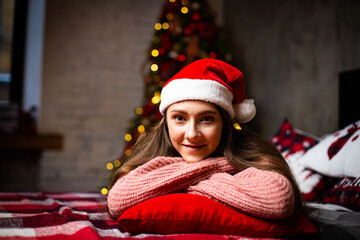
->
xmin=1 ymin=118 xmax=359 ymax=240
xmin=0 ymin=191 xmax=315 ymax=240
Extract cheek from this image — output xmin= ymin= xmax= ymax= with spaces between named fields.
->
xmin=208 ymin=125 xmax=223 ymax=146
xmin=168 ymin=125 xmax=183 ymax=144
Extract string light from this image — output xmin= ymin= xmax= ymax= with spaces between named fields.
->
xmin=135 ymin=107 xmax=143 ymax=115
xmin=184 ymin=27 xmax=191 ymax=34
xmin=125 ymin=149 xmax=132 ymax=157
xmin=162 ymin=22 xmax=169 ymax=30
xmin=233 ymin=123 xmax=242 ymax=130
xmin=124 ymin=133 xmax=132 ymax=141
xmin=178 ymin=54 xmax=186 ymax=61
xmin=106 ymin=162 xmax=114 ymax=170
xmin=166 ymin=13 xmax=174 ymax=20
xmin=138 ymin=125 xmax=145 ymax=133
xmin=151 ymin=95 xmax=161 ymax=104
xmin=151 ymin=49 xmax=159 ymax=57
xmin=151 ymin=63 xmax=159 ymax=72
xmin=154 ymin=23 xmax=162 ymax=30
xmin=114 ymin=159 xmax=121 ymax=168
xmin=169 ymin=0 xmax=175 ymax=2
xmin=209 ymin=52 xmax=216 ymax=58
xmin=181 ymin=7 xmax=188 ymax=14
xmin=101 ymin=188 xmax=108 ymax=195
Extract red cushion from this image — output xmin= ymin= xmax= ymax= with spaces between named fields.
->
xmin=117 ymin=193 xmax=316 ymax=238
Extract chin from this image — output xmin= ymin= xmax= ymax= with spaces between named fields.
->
xmin=183 ymin=157 xmax=204 ymax=163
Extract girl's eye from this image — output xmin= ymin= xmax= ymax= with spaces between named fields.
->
xmin=201 ymin=116 xmax=214 ymax=122
xmin=174 ymin=115 xmax=185 ymax=121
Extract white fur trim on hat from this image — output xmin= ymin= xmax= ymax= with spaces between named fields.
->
xmin=159 ymin=78 xmax=235 ymax=118
xmin=234 ymin=99 xmax=256 ymax=123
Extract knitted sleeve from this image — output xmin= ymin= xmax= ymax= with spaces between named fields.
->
xmin=187 ymin=167 xmax=295 ymax=219
xmin=107 ymin=156 xmax=236 ymax=219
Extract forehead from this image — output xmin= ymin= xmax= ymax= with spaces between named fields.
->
xmin=167 ymin=100 xmax=219 ymax=113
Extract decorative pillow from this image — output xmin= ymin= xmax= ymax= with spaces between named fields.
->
xmin=271 ymin=118 xmax=320 ymax=157
xmin=117 ymin=193 xmax=317 ymax=238
xmin=321 ymin=177 xmax=360 ymax=211
xmin=298 ymin=120 xmax=360 ymax=178
xmin=271 ymin=119 xmax=330 ymax=201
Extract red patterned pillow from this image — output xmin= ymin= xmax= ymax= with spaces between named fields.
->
xmin=271 ymin=119 xmax=332 ymax=202
xmin=271 ymin=119 xmax=319 ymax=157
xmin=321 ymin=177 xmax=360 ymax=211
xmin=117 ymin=193 xmax=317 ymax=238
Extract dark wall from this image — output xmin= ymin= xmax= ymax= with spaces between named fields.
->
xmin=225 ymin=0 xmax=360 ymax=139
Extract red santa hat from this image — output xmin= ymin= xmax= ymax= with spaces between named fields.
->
xmin=159 ymin=58 xmax=256 ymax=123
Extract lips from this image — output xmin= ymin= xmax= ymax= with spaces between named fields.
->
xmin=183 ymin=144 xmax=206 ymax=150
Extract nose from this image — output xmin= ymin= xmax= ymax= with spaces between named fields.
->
xmin=185 ymin=121 xmax=201 ymax=140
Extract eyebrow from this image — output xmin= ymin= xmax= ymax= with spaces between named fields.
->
xmin=169 ymin=109 xmax=219 ymax=115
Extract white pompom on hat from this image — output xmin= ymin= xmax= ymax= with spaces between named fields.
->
xmin=159 ymin=59 xmax=256 ymax=123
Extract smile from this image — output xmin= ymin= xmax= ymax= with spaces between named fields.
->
xmin=183 ymin=144 xmax=206 ymax=149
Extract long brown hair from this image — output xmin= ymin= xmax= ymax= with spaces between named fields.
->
xmin=110 ymin=105 xmax=304 ymax=213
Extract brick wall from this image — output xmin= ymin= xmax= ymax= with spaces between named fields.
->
xmin=39 ymin=0 xmax=165 ymax=191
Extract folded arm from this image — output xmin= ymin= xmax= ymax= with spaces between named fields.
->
xmin=107 ymin=156 xmax=236 ymax=218
xmin=187 ymin=167 xmax=295 ymax=219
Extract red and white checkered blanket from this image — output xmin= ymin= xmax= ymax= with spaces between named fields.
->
xmin=0 ymin=192 xmax=274 ymax=240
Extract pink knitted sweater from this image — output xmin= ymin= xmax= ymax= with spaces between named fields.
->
xmin=107 ymin=156 xmax=295 ymax=220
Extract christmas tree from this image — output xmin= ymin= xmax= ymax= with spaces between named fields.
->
xmin=102 ymin=0 xmax=230 ymax=195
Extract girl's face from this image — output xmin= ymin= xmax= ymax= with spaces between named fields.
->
xmin=166 ymin=100 xmax=223 ymax=163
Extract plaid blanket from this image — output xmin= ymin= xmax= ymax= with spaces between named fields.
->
xmin=0 ymin=192 xmax=274 ymax=240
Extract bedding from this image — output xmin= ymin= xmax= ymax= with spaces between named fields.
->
xmin=271 ymin=119 xmax=360 ymax=239
xmin=0 ymin=191 xmax=311 ymax=240
xmin=1 ymin=119 xmax=359 ymax=240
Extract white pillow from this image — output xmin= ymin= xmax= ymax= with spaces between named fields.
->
xmin=298 ymin=120 xmax=360 ymax=178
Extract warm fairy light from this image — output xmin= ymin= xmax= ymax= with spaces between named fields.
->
xmin=169 ymin=0 xmax=176 ymax=2
xmin=166 ymin=13 xmax=174 ymax=20
xmin=101 ymin=188 xmax=108 ymax=195
xmin=124 ymin=133 xmax=132 ymax=141
xmin=151 ymin=64 xmax=159 ymax=72
xmin=136 ymin=107 xmax=143 ymax=115
xmin=106 ymin=162 xmax=114 ymax=170
xmin=125 ymin=149 xmax=132 ymax=157
xmin=162 ymin=22 xmax=169 ymax=30
xmin=151 ymin=95 xmax=161 ymax=104
xmin=233 ymin=123 xmax=242 ymax=130
xmin=154 ymin=23 xmax=162 ymax=30
xmin=138 ymin=125 xmax=145 ymax=133
xmin=151 ymin=49 xmax=159 ymax=57
xmin=178 ymin=54 xmax=186 ymax=61
xmin=209 ymin=52 xmax=216 ymax=58
xmin=183 ymin=27 xmax=191 ymax=34
xmin=181 ymin=7 xmax=188 ymax=14
xmin=114 ymin=159 xmax=121 ymax=168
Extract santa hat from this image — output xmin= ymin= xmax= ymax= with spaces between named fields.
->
xmin=159 ymin=59 xmax=256 ymax=123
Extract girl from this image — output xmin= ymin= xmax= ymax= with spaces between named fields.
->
xmin=107 ymin=59 xmax=303 ymax=220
